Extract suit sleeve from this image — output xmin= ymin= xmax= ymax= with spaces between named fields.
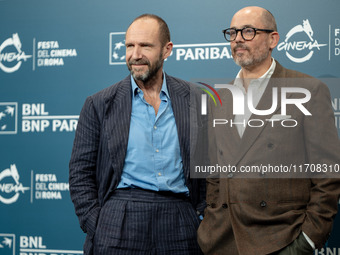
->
xmin=301 ymin=80 xmax=340 ymax=248
xmin=69 ymin=96 xmax=101 ymax=238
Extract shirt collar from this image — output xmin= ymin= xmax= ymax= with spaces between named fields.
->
xmin=131 ymin=73 xmax=169 ymax=98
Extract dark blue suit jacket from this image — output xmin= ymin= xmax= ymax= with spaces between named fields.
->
xmin=69 ymin=74 xmax=206 ymax=253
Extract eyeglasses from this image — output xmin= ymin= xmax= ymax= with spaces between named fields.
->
xmin=222 ymin=27 xmax=274 ymax=42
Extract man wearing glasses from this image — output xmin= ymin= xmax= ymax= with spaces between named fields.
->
xmin=197 ymin=6 xmax=340 ymax=255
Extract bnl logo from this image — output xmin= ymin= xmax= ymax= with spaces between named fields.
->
xmin=0 ymin=234 xmax=15 ymax=255
xmin=0 ymin=103 xmax=18 ymax=135
xmin=109 ymin=32 xmax=126 ymax=65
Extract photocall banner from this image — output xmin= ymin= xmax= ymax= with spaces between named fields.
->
xmin=0 ymin=0 xmax=339 ymax=254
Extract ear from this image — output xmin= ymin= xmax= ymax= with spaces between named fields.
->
xmin=163 ymin=41 xmax=173 ymax=59
xmin=269 ymin=32 xmax=280 ymax=50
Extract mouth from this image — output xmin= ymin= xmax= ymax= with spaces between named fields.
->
xmin=233 ymin=44 xmax=249 ymax=53
xmin=234 ymin=47 xmax=248 ymax=53
xmin=130 ymin=61 xmax=149 ymax=70
xmin=235 ymin=49 xmax=246 ymax=53
xmin=131 ymin=64 xmax=148 ymax=72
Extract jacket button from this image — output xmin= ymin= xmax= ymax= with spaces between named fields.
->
xmin=260 ymin=201 xmax=267 ymax=207
xmin=267 ymin=143 xmax=274 ymax=149
xmin=222 ymin=203 xmax=228 ymax=209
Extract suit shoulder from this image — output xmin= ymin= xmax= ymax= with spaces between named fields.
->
xmin=166 ymin=74 xmax=202 ymax=94
xmin=92 ymin=77 xmax=128 ymax=100
xmin=166 ymin=74 xmax=192 ymax=86
xmin=275 ymin=61 xmax=313 ymax=79
xmin=80 ymin=76 xmax=130 ymax=119
xmin=278 ymin=64 xmax=327 ymax=92
xmin=284 ymin=67 xmax=313 ymax=79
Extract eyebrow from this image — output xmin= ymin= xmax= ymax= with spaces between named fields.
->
xmin=125 ymin=41 xmax=154 ymax=46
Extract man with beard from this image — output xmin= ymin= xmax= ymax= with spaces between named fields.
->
xmin=69 ymin=14 xmax=204 ymax=255
xmin=197 ymin=6 xmax=340 ymax=255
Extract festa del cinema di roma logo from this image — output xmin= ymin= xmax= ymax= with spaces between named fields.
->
xmin=0 ymin=164 xmax=29 ymax=204
xmin=277 ymin=19 xmax=327 ymax=63
xmin=0 ymin=33 xmax=31 ymax=73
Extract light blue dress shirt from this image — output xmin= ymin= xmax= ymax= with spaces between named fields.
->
xmin=117 ymin=75 xmax=189 ymax=195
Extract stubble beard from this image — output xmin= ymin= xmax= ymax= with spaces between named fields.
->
xmin=128 ymin=53 xmax=163 ymax=83
xmin=232 ymin=43 xmax=269 ymax=69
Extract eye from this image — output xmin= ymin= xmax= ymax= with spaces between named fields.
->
xmin=141 ymin=43 xmax=152 ymax=48
xmin=228 ymin=30 xmax=236 ymax=36
xmin=243 ymin=28 xmax=254 ymax=35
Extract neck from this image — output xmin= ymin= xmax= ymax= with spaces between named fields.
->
xmin=135 ymin=69 xmax=164 ymax=116
xmin=240 ymin=58 xmax=272 ymax=91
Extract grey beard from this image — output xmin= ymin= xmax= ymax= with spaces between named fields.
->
xmin=130 ymin=58 xmax=163 ymax=83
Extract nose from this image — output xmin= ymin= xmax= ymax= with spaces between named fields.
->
xmin=234 ymin=30 xmax=244 ymax=42
xmin=130 ymin=45 xmax=142 ymax=60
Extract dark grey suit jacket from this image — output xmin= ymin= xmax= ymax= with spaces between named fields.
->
xmin=69 ymin=74 xmax=205 ymax=253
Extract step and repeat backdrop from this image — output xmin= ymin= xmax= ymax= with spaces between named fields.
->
xmin=0 ymin=0 xmax=339 ymax=254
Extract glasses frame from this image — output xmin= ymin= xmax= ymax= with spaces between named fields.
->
xmin=222 ymin=27 xmax=274 ymax=42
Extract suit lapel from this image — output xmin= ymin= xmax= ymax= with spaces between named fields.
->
xmin=216 ymin=90 xmax=242 ymax=158
xmin=166 ymin=74 xmax=190 ymax=180
xmin=105 ymin=76 xmax=132 ymax=176
xmin=232 ymin=62 xmax=288 ymax=166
